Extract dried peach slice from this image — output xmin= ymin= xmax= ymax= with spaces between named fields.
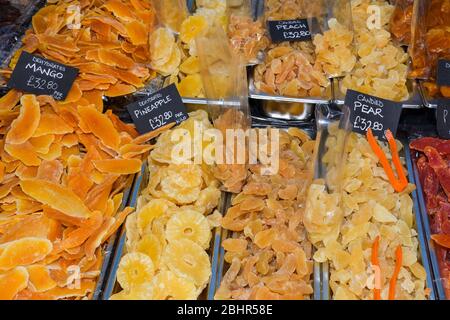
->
xmin=0 ymin=267 xmax=29 ymax=300
xmin=6 ymin=95 xmax=40 ymax=145
xmin=92 ymin=158 xmax=142 ymax=174
xmin=27 ymin=264 xmax=57 ymax=292
xmin=0 ymin=238 xmax=52 ymax=270
xmin=78 ymin=105 xmax=120 ymax=151
xmin=21 ymin=179 xmax=92 ymax=219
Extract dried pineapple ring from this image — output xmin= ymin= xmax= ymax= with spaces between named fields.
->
xmin=137 ymin=198 xmax=175 ymax=235
xmin=160 ymin=164 xmax=203 ymax=204
xmin=180 ymin=15 xmax=208 ymax=44
xmin=165 ymin=209 xmax=211 ymax=249
xmin=151 ymin=270 xmax=197 ymax=300
xmin=117 ymin=252 xmax=155 ymax=291
xmin=136 ymin=233 xmax=163 ymax=268
xmin=149 ymin=27 xmax=176 ymax=66
xmin=163 ymin=239 xmax=211 ymax=288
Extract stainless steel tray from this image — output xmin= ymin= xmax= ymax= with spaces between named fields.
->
xmin=102 ymin=162 xmax=223 ymax=300
xmin=334 ymin=78 xmax=425 ymax=109
xmin=214 ymin=126 xmax=321 ymax=300
xmin=320 ymin=136 xmax=436 ymax=300
xmin=408 ymin=138 xmax=448 ymax=300
xmin=92 ymin=175 xmax=134 ymax=300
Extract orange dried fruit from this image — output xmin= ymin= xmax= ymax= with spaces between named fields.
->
xmin=0 ymin=238 xmax=52 ymax=270
xmin=5 ymin=142 xmax=41 ymax=166
xmin=98 ymin=49 xmax=135 ymax=69
xmin=92 ymin=158 xmax=142 ymax=174
xmin=117 ymin=252 xmax=155 ymax=291
xmin=104 ymin=0 xmax=135 ymax=22
xmin=125 ymin=20 xmax=148 ymax=45
xmin=27 ymin=264 xmax=57 ymax=292
xmin=0 ymin=267 xmax=29 ymax=300
xmin=105 ymin=83 xmax=137 ymax=97
xmin=21 ymin=179 xmax=92 ymax=219
xmin=6 ymin=95 xmax=40 ymax=145
xmin=33 ymin=113 xmax=73 ymax=137
xmin=77 ymin=105 xmax=120 ymax=151
xmin=0 ymin=90 xmax=21 ymax=112
xmin=29 ymin=135 xmax=55 ymax=154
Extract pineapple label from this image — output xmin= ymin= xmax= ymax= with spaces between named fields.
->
xmin=8 ymin=52 xmax=79 ymax=101
xmin=127 ymin=83 xmax=189 ymax=134
xmin=436 ymin=99 xmax=450 ymax=139
xmin=437 ymin=59 xmax=450 ymax=86
xmin=267 ymin=19 xmax=312 ymax=43
xmin=345 ymin=89 xmax=402 ymax=140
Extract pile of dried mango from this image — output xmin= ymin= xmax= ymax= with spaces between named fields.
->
xmin=111 ymin=111 xmax=222 ymax=300
xmin=305 ymin=125 xmax=428 ymax=300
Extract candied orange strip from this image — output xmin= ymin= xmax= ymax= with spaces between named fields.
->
xmin=366 ymin=128 xmax=408 ymax=192
xmin=5 ymin=95 xmax=40 ymax=144
xmin=371 ymin=236 xmax=381 ymax=300
xmin=92 ymin=158 xmax=142 ymax=174
xmin=388 ymin=245 xmax=403 ymax=300
xmin=21 ymin=179 xmax=92 ymax=219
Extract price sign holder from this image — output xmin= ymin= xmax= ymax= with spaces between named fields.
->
xmin=8 ymin=52 xmax=78 ymax=101
xmin=267 ymin=19 xmax=312 ymax=43
xmin=436 ymin=99 xmax=450 ymax=139
xmin=126 ymin=84 xmax=189 ymax=135
xmin=437 ymin=59 xmax=450 ymax=87
xmin=345 ymin=89 xmax=403 ymax=140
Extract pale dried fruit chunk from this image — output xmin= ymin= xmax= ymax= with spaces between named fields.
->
xmin=180 ymin=15 xmax=208 ymax=44
xmin=136 ymin=234 xmax=162 ymax=267
xmin=117 ymin=252 xmax=155 ymax=291
xmin=163 ymin=239 xmax=211 ymax=288
xmin=165 ymin=209 xmax=211 ymax=249
xmin=137 ymin=198 xmax=174 ymax=235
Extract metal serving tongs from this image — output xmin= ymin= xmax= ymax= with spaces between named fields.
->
xmin=311 ymin=103 xmax=351 ymax=300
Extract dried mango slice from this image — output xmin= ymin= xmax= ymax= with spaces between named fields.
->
xmin=21 ymin=179 xmax=92 ymax=219
xmin=0 ymin=238 xmax=52 ymax=270
xmin=29 ymin=135 xmax=55 ymax=154
xmin=6 ymin=95 xmax=40 ymax=145
xmin=27 ymin=264 xmax=57 ymax=292
xmin=0 ymin=267 xmax=29 ymax=300
xmin=0 ymin=90 xmax=21 ymax=113
xmin=33 ymin=113 xmax=73 ymax=137
xmin=78 ymin=105 xmax=120 ymax=151
xmin=98 ymin=49 xmax=135 ymax=69
xmin=92 ymin=158 xmax=142 ymax=174
xmin=105 ymin=83 xmax=137 ymax=97
xmin=104 ymin=0 xmax=135 ymax=22
xmin=5 ymin=142 xmax=41 ymax=166
xmin=126 ymin=20 xmax=148 ymax=45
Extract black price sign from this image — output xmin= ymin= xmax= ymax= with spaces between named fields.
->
xmin=8 ymin=52 xmax=78 ymax=101
xmin=267 ymin=19 xmax=312 ymax=43
xmin=437 ymin=59 xmax=450 ymax=87
xmin=345 ymin=89 xmax=403 ymax=140
xmin=126 ymin=84 xmax=189 ymax=135
xmin=436 ymin=99 xmax=450 ymax=139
